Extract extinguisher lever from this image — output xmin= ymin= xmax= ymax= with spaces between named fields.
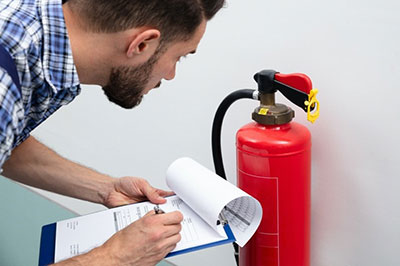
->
xmin=274 ymin=80 xmax=309 ymax=112
xmin=254 ymin=70 xmax=320 ymax=123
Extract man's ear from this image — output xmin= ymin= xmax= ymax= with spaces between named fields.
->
xmin=126 ymin=29 xmax=161 ymax=58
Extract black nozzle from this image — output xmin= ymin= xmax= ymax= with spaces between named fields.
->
xmin=253 ymin=70 xmax=277 ymax=93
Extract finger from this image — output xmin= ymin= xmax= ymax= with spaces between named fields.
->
xmin=149 ymin=189 xmax=175 ymax=204
xmin=159 ymin=233 xmax=182 ymax=255
xmin=141 ymin=182 xmax=167 ymax=204
xmin=165 ymin=243 xmax=178 ymax=255
xmin=161 ymin=223 xmax=182 ymax=238
xmin=156 ymin=189 xmax=175 ymax=198
xmin=162 ymin=242 xmax=178 ymax=258
xmin=158 ymin=211 xmax=184 ymax=225
xmin=145 ymin=210 xmax=156 ymax=216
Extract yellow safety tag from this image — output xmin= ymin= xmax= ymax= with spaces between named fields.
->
xmin=304 ymin=89 xmax=320 ymax=123
xmin=258 ymin=108 xmax=269 ymax=115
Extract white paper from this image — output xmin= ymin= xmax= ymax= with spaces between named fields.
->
xmin=54 ymin=195 xmax=229 ymax=263
xmin=166 ymin=157 xmax=262 ymax=247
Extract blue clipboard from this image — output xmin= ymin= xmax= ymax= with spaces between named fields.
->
xmin=39 ymin=223 xmax=56 ymax=266
xmin=39 ymin=223 xmax=235 ymax=265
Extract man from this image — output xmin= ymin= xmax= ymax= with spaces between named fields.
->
xmin=0 ymin=0 xmax=224 ymax=265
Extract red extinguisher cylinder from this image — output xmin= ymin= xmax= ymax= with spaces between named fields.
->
xmin=237 ymin=121 xmax=311 ymax=266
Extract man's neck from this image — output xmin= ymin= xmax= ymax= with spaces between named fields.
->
xmin=62 ymin=3 xmax=112 ymax=86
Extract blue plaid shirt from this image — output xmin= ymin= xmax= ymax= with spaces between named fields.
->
xmin=0 ymin=0 xmax=80 ymax=168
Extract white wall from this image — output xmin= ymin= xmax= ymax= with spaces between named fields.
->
xmin=31 ymin=0 xmax=400 ymax=265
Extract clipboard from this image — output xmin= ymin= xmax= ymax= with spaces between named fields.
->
xmin=38 ymin=222 xmax=235 ymax=265
xmin=39 ymin=223 xmax=57 ymax=266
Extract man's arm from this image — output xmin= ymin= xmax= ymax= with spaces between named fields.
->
xmin=2 ymin=136 xmax=183 ymax=265
xmin=2 ymin=136 xmax=174 ymax=207
xmin=2 ymin=136 xmax=113 ymax=204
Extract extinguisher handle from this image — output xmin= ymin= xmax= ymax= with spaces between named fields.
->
xmin=254 ymin=70 xmax=320 ymax=123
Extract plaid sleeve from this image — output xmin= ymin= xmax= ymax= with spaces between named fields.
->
xmin=0 ymin=68 xmax=24 ymax=169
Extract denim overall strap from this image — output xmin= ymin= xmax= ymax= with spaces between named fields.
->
xmin=0 ymin=44 xmax=21 ymax=91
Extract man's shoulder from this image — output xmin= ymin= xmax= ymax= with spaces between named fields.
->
xmin=0 ymin=0 xmax=40 ymax=27
xmin=0 ymin=0 xmax=42 ymax=53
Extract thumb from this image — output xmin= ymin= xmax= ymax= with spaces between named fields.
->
xmin=142 ymin=182 xmax=167 ymax=204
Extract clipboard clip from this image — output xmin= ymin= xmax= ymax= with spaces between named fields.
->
xmin=217 ymin=209 xmax=228 ymax=226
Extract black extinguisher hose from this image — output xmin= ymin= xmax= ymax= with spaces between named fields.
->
xmin=211 ymin=89 xmax=258 ymax=266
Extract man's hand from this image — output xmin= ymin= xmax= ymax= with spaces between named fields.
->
xmin=102 ymin=210 xmax=183 ymax=265
xmin=104 ymin=177 xmax=175 ymax=208
xmin=55 ymin=210 xmax=183 ymax=266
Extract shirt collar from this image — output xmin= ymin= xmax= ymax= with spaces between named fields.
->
xmin=40 ymin=0 xmax=80 ymax=92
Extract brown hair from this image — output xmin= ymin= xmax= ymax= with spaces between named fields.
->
xmin=68 ymin=0 xmax=225 ymax=43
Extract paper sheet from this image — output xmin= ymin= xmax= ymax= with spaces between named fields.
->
xmin=166 ymin=157 xmax=262 ymax=247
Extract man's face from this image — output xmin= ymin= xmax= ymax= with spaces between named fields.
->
xmin=102 ymin=20 xmax=207 ymax=109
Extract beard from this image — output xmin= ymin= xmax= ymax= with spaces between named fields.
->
xmin=102 ymin=47 xmax=163 ymax=109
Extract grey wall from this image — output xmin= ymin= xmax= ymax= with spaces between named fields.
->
xmin=28 ymin=0 xmax=400 ymax=265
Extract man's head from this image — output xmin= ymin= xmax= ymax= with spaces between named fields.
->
xmin=64 ymin=0 xmax=225 ymax=108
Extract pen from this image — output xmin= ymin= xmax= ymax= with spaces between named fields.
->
xmin=154 ymin=204 xmax=165 ymax=214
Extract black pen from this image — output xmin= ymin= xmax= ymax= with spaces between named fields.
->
xmin=154 ymin=204 xmax=165 ymax=214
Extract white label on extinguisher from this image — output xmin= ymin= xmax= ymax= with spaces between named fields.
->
xmin=238 ymin=170 xmax=280 ymax=264
xmin=262 ymin=177 xmax=279 ymax=242
xmin=258 ymin=176 xmax=280 ymax=265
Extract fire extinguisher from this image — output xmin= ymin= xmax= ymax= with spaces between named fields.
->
xmin=211 ymin=69 xmax=320 ymax=266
